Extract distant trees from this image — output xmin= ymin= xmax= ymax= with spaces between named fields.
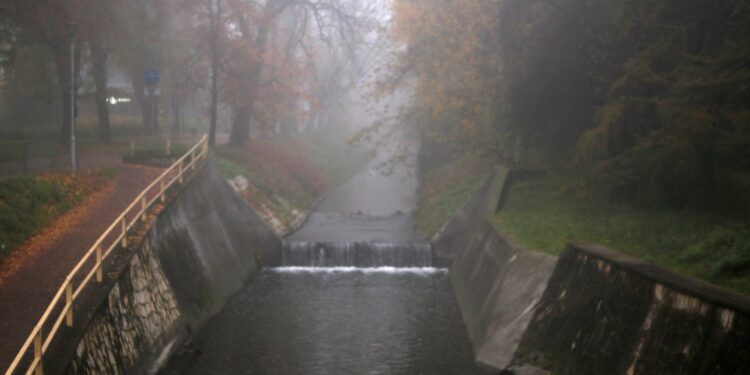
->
xmin=390 ymin=0 xmax=750 ymax=212
xmin=4 ymin=1 xmax=81 ymax=142
xmin=222 ymin=0 xmax=369 ymax=145
xmin=0 ymin=0 xmax=373 ymax=148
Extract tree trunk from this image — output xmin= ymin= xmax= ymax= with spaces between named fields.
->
xmin=152 ymin=95 xmax=160 ymax=134
xmin=133 ymin=77 xmax=149 ymax=134
xmin=208 ymin=0 xmax=221 ymax=147
xmin=208 ymin=45 xmax=219 ymax=145
xmin=230 ymin=106 xmax=250 ymax=145
xmin=55 ymin=47 xmax=73 ymax=143
xmin=90 ymin=35 xmax=111 ymax=143
xmin=228 ymin=2 xmax=273 ymax=145
xmin=693 ymin=132 xmax=716 ymax=210
xmin=54 ymin=38 xmax=81 ymax=144
xmin=171 ymin=92 xmax=181 ymax=136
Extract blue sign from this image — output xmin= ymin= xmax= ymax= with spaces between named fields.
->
xmin=144 ymin=68 xmax=160 ymax=85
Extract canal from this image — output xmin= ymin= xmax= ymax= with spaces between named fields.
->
xmin=162 ymin=138 xmax=486 ymax=374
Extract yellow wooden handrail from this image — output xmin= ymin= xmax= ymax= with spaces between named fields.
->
xmin=4 ymin=135 xmax=209 ymax=375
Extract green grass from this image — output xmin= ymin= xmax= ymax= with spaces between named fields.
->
xmin=414 ymin=154 xmax=495 ymax=236
xmin=0 ymin=177 xmax=66 ymax=259
xmin=0 ymin=170 xmax=113 ymax=262
xmin=496 ymin=170 xmax=750 ymax=294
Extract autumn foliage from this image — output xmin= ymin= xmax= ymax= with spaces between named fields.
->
xmin=390 ymin=0 xmax=750 ymax=212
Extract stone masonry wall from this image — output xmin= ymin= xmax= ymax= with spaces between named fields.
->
xmin=65 ymin=241 xmax=181 ymax=375
xmin=60 ymin=160 xmax=280 ymax=375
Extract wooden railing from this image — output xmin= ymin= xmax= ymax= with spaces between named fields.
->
xmin=4 ymin=135 xmax=209 ymax=375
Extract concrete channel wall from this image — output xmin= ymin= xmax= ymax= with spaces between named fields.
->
xmin=437 ymin=167 xmax=750 ymax=374
xmin=64 ymin=160 xmax=280 ymax=374
xmin=515 ymin=243 xmax=750 ymax=375
xmin=432 ymin=167 xmax=557 ymax=370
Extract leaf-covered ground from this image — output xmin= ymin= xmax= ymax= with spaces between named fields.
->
xmin=0 ymin=169 xmax=114 ymax=262
xmin=0 ymin=164 xmax=165 ymax=366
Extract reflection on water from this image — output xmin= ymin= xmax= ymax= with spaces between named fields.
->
xmin=161 ymin=269 xmax=484 ymax=375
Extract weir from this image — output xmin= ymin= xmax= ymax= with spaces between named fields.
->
xmin=281 ymin=240 xmax=434 ymax=268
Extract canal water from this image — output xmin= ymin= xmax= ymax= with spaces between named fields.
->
xmin=161 ymin=268 xmax=483 ymax=374
xmin=162 ymin=136 xmax=485 ymax=374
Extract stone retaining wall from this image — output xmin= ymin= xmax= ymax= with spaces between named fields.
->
xmin=63 ymin=159 xmax=280 ymax=374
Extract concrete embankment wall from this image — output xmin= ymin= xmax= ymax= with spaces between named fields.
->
xmin=64 ymin=159 xmax=280 ymax=374
xmin=432 ymin=167 xmax=557 ymax=370
xmin=449 ymin=221 xmax=556 ymax=369
xmin=515 ymin=243 xmax=750 ymax=374
xmin=438 ymin=167 xmax=750 ymax=374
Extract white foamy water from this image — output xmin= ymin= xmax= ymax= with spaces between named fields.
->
xmin=269 ymin=266 xmax=447 ymax=275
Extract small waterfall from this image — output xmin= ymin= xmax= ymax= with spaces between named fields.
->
xmin=281 ymin=240 xmax=434 ymax=268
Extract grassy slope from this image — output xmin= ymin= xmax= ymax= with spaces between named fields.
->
xmin=0 ymin=169 xmax=114 ymax=261
xmin=497 ymin=170 xmax=750 ymax=294
xmin=216 ymin=130 xmax=370 ymax=234
xmin=414 ymin=154 xmax=495 ymax=236
xmin=413 ymin=151 xmax=750 ymax=294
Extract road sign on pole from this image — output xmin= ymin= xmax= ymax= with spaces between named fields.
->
xmin=144 ymin=86 xmax=161 ymax=97
xmin=144 ymin=68 xmax=161 ymax=134
xmin=144 ymin=68 xmax=160 ymax=85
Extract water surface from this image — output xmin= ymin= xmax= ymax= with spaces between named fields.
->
xmin=162 ymin=269 xmax=485 ymax=375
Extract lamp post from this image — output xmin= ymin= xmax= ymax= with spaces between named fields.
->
xmin=67 ymin=21 xmax=78 ymax=174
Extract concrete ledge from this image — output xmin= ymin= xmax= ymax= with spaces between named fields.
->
xmin=450 ymin=221 xmax=556 ymax=369
xmin=570 ymin=242 xmax=750 ymax=313
xmin=432 ymin=166 xmax=509 ymax=262
xmin=431 ymin=166 xmax=557 ymax=370
xmin=515 ymin=243 xmax=750 ymax=374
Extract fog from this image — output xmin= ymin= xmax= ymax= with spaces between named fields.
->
xmin=1 ymin=1 xmax=749 ymax=373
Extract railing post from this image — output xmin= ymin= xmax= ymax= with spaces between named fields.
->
xmin=141 ymin=196 xmax=147 ymax=221
xmin=121 ymin=218 xmax=128 ymax=247
xmin=178 ymin=162 xmax=184 ymax=184
xmin=160 ymin=178 xmax=166 ymax=203
xmin=33 ymin=330 xmax=43 ymax=375
xmin=96 ymin=245 xmax=103 ymax=282
xmin=65 ymin=283 xmax=73 ymax=327
xmin=191 ymin=151 xmax=196 ymax=170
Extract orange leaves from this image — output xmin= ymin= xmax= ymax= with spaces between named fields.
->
xmin=389 ymin=0 xmax=504 ymax=152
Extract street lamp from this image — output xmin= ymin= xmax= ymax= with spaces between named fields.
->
xmin=67 ymin=21 xmax=77 ymax=174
